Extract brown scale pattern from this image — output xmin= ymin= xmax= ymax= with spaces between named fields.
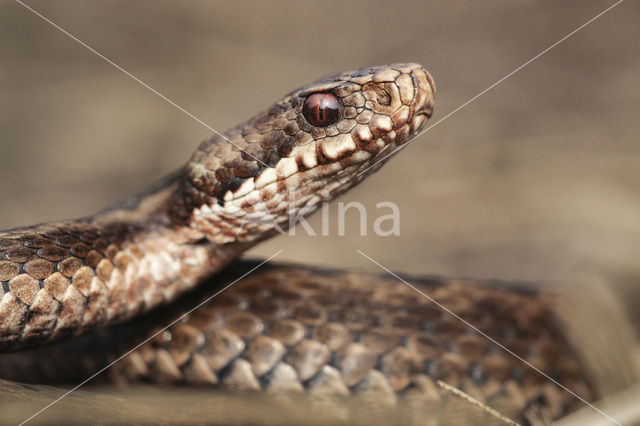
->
xmin=0 ymin=222 xmax=136 ymax=349
xmin=0 ymin=262 xmax=595 ymax=421
xmin=0 ymin=219 xmax=229 ymax=351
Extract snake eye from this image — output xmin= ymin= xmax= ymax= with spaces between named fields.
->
xmin=303 ymin=93 xmax=341 ymax=127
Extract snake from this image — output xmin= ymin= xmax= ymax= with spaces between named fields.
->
xmin=0 ymin=64 xmax=596 ymax=424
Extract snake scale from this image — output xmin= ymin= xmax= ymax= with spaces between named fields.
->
xmin=0 ymin=64 xmax=594 ymax=424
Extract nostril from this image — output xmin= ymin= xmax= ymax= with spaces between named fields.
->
xmin=363 ymin=83 xmax=391 ymax=106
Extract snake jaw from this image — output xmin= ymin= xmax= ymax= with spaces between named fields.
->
xmin=180 ymin=64 xmax=435 ymax=244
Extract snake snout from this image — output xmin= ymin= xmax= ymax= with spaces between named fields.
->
xmin=356 ymin=63 xmax=435 ymax=148
xmin=397 ymin=63 xmax=436 ymax=137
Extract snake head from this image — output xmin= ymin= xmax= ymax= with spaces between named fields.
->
xmin=180 ymin=64 xmax=435 ymax=243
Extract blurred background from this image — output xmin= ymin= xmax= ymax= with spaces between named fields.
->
xmin=1 ymin=0 xmax=639 ymax=422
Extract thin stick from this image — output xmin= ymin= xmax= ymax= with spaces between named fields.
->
xmin=437 ymin=380 xmax=522 ymax=426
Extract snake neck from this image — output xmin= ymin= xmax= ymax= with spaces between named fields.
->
xmin=86 ymin=175 xmax=251 ymax=297
xmin=90 ymin=168 xmax=264 ymax=251
xmin=0 ymin=175 xmax=247 ymax=351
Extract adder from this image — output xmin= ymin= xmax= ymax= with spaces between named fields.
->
xmin=0 ymin=64 xmax=595 ymax=424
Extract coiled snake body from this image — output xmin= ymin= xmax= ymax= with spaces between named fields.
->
xmin=0 ymin=64 xmax=593 ymax=423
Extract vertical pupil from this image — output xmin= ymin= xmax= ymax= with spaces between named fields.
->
xmin=303 ymin=93 xmax=340 ymax=127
